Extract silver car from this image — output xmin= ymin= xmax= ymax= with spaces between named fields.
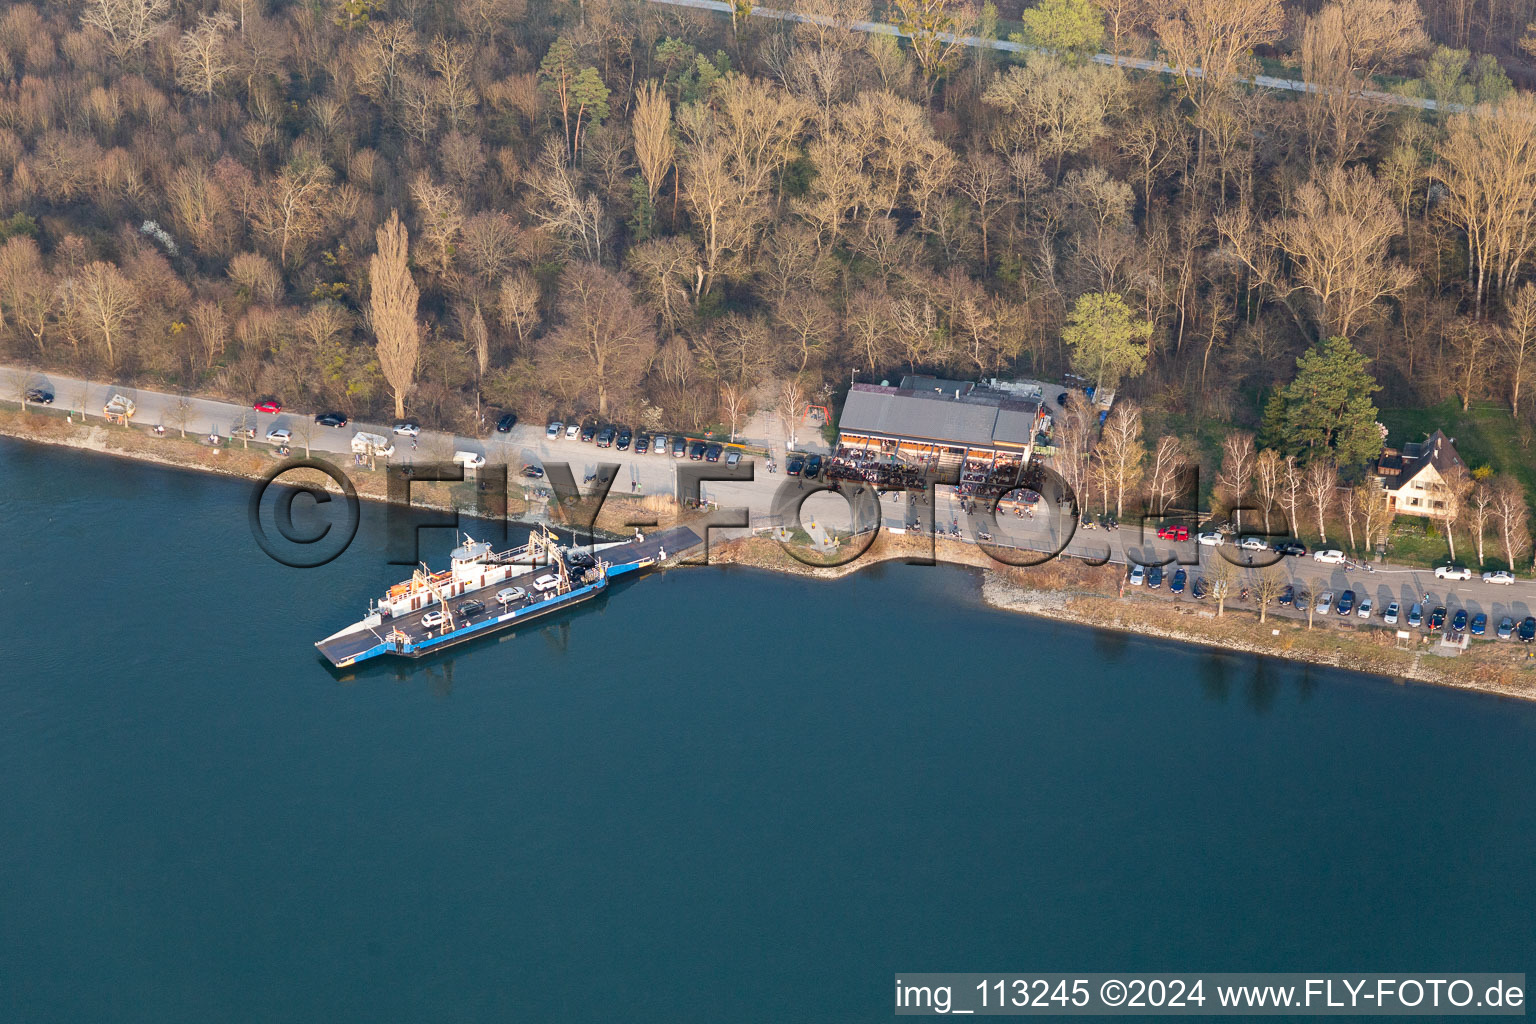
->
xmin=1315 ymin=591 xmax=1333 ymax=614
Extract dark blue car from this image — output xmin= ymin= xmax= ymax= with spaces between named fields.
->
xmin=1148 ymin=565 xmax=1163 ymax=589
xmin=1336 ymin=590 xmax=1355 ymax=615
xmin=1170 ymin=568 xmax=1186 ymax=594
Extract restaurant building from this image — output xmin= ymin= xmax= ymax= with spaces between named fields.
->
xmin=835 ymin=376 xmax=1047 ymax=476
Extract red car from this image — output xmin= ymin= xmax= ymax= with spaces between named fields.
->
xmin=253 ymin=399 xmax=282 ymax=414
xmin=1156 ymin=524 xmax=1189 ymax=541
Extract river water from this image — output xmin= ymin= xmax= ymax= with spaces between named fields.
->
xmin=1 ymin=438 xmax=1533 ymax=1022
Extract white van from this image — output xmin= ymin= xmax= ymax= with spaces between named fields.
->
xmin=452 ymin=450 xmax=486 ymax=468
xmin=351 ymin=431 xmax=395 ymax=457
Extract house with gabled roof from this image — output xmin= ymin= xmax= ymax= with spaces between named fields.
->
xmin=1374 ymin=430 xmax=1466 ymax=519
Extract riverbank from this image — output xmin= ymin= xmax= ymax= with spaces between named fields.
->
xmin=6 ymin=411 xmax=1534 ymax=702
xmin=710 ymin=532 xmax=1536 ymax=703
xmin=0 ymin=405 xmax=674 ymax=535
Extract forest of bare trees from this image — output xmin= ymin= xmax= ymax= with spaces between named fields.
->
xmin=0 ymin=0 xmax=1534 ymax=558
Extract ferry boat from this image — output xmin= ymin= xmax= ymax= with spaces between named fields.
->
xmin=315 ymin=525 xmax=609 ymax=667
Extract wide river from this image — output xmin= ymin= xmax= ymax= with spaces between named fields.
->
xmin=2 ymin=438 xmax=1533 ymax=1022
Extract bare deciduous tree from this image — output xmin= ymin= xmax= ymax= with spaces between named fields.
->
xmin=1147 ymin=435 xmax=1189 ymax=515
xmin=537 ymin=264 xmax=654 ymax=418
xmin=1217 ymin=431 xmax=1256 ymax=529
xmin=1492 ymin=476 xmax=1531 ymax=569
xmin=1303 ymin=458 xmax=1337 ymax=544
xmin=633 ymin=80 xmax=675 ymax=207
xmin=174 ymin=13 xmax=237 ymax=99
xmin=1500 ymin=282 xmax=1536 ymax=417
xmin=369 ymin=211 xmax=422 ymax=420
xmin=1433 ymin=92 xmax=1536 ymax=313
xmin=1097 ymin=400 xmax=1145 ymax=519
xmin=81 ymin=0 xmax=169 ymax=65
xmin=1250 ymin=566 xmax=1285 ymax=623
xmin=1467 ymin=480 xmax=1494 ymax=565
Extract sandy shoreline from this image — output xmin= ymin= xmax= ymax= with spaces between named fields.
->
xmin=5 ymin=415 xmax=1534 ymax=703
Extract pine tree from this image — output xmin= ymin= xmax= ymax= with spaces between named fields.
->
xmin=1261 ymin=335 xmax=1382 ymax=466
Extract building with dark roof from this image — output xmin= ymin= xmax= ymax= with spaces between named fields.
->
xmin=1374 ymin=430 xmax=1466 ymax=519
xmin=835 ymin=379 xmax=1046 ymax=469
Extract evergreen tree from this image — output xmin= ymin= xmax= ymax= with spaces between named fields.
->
xmin=1261 ymin=335 xmax=1383 ymax=466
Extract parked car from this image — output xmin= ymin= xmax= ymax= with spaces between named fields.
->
xmin=635 ymin=435 xmax=650 ymax=454
xmin=1197 ymin=532 xmax=1224 ymax=546
xmin=1496 ymin=616 xmax=1515 ymax=640
xmin=1337 ymin=590 xmax=1355 ymax=615
xmin=1522 ymin=617 xmax=1536 ymax=643
xmin=704 ymin=443 xmax=723 ymax=462
xmin=1237 ymin=536 xmax=1269 ymax=551
xmin=521 ymin=464 xmax=544 ymax=478
xmin=253 ymin=398 xmax=282 ymax=414
xmin=532 ymin=573 xmax=561 ymax=592
xmin=651 ymin=433 xmax=667 ymax=453
xmin=452 ymin=450 xmax=485 ymax=468
xmin=596 ymin=426 xmax=616 ymax=448
xmin=1357 ymin=597 xmax=1373 ymax=619
xmin=546 ymin=420 xmax=563 ymax=439
xmin=1278 ymin=584 xmax=1294 ymax=606
xmin=1429 ymin=606 xmax=1447 ymax=631
xmin=1191 ymin=575 xmax=1207 ymax=600
xmin=1129 ymin=564 xmax=1146 ymax=586
xmin=1435 ymin=564 xmax=1472 ymax=580
xmin=1171 ymin=568 xmax=1187 ymax=594
xmin=421 ymin=610 xmax=446 ymax=628
xmin=1408 ymin=603 xmax=1423 ymax=627
xmin=672 ymin=436 xmax=688 ymax=458
xmin=351 ymin=431 xmax=394 ymax=457
xmin=265 ymin=428 xmax=291 ymax=445
xmin=24 ymin=387 xmax=53 ymax=404
xmin=495 ymin=412 xmax=518 ymax=433
xmin=566 ymin=422 xmax=581 ymax=440
xmin=1384 ymin=601 xmax=1400 ymax=625
xmin=580 ymin=422 xmax=597 ymax=443
xmin=804 ymin=454 xmax=823 ymax=477
xmin=688 ymin=441 xmax=706 ymax=460
xmin=1272 ymin=540 xmax=1308 ymax=556
xmin=1157 ymin=524 xmax=1189 ymax=541
xmin=457 ymin=599 xmax=486 ymax=618
xmin=496 ymin=587 xmax=526 ymax=606
xmin=394 ymin=420 xmax=422 ymax=437
xmin=725 ymin=450 xmax=742 ymax=467
xmin=230 ymin=425 xmax=257 ymax=440
xmin=1315 ymin=591 xmax=1334 ymax=614
xmin=1148 ymin=565 xmax=1163 ymax=589
xmin=1451 ymin=609 xmax=1468 ymax=633
xmin=1471 ymin=612 xmax=1487 ymax=636
xmin=1313 ymin=549 xmax=1345 ymax=563
xmin=1482 ymin=570 xmax=1516 ymax=585
xmin=315 ymin=411 xmax=348 ymax=427
xmin=616 ymin=429 xmax=632 ymax=451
